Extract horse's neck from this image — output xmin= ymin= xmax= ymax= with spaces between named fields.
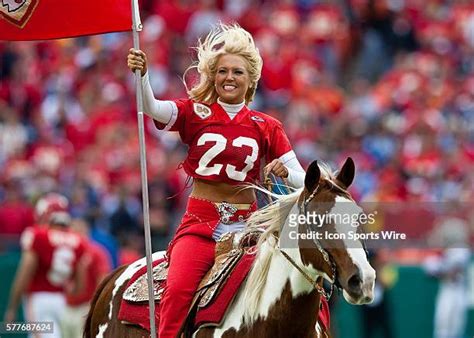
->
xmin=244 ymin=241 xmax=321 ymax=328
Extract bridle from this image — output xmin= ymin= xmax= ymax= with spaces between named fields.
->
xmin=264 ymin=171 xmax=372 ymax=301
xmin=278 ymin=243 xmax=336 ymax=301
xmin=263 ymin=170 xmax=369 ymax=302
xmin=268 ymin=178 xmax=339 ymax=301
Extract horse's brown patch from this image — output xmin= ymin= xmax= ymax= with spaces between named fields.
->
xmin=195 ymin=327 xmax=216 ymax=338
xmin=85 ymin=264 xmax=150 ymax=338
xmin=298 ymin=185 xmax=337 ymax=278
xmin=199 ymin=281 xmax=321 ymax=338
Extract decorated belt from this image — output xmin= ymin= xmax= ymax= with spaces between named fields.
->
xmin=214 ymin=201 xmax=253 ymax=225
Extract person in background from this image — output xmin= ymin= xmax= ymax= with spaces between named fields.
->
xmin=361 ymin=250 xmax=395 ymax=338
xmin=61 ymin=218 xmax=112 ymax=338
xmin=0 ymin=180 xmax=34 ymax=238
xmin=4 ymin=193 xmax=86 ymax=338
xmin=424 ymin=217 xmax=471 ymax=338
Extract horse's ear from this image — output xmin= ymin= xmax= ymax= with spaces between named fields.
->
xmin=305 ymin=161 xmax=321 ymax=192
xmin=336 ymin=157 xmax=355 ymax=189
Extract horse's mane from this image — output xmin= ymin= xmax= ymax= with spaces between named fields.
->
xmin=242 ymin=163 xmax=334 ymax=324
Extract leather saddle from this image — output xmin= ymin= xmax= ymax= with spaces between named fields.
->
xmin=122 ymin=229 xmax=262 ymax=308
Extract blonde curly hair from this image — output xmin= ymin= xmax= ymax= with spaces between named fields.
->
xmin=185 ymin=23 xmax=263 ymax=105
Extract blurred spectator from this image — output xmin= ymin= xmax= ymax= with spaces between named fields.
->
xmin=0 ymin=104 xmax=29 ymax=164
xmin=103 ymin=184 xmax=141 ymax=244
xmin=360 ymin=250 xmax=395 ymax=338
xmin=186 ymin=0 xmax=224 ymax=43
xmin=89 ymin=225 xmax=120 ymax=268
xmin=118 ymin=233 xmax=143 ymax=266
xmin=62 ymin=218 xmax=112 ymax=338
xmin=0 ymin=180 xmax=34 ymax=238
xmin=147 ymin=180 xmax=177 ymax=251
xmin=424 ymin=218 xmax=471 ymax=338
xmin=4 ymin=193 xmax=86 ymax=338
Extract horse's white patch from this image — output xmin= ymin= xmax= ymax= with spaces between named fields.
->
xmin=96 ymin=324 xmax=108 ymax=338
xmin=213 ymin=242 xmax=290 ymax=334
xmin=213 ymin=242 xmax=316 ymax=335
xmin=256 ymin=248 xmax=313 ymax=315
xmin=96 ymin=251 xmax=166 ymax=337
xmin=315 ymin=322 xmax=322 ymax=337
xmin=331 ymin=196 xmax=375 ymax=299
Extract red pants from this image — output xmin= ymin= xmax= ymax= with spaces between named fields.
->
xmin=159 ymin=235 xmax=215 ymax=338
xmin=159 ymin=197 xmax=256 ymax=338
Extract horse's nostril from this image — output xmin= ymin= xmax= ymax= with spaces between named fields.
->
xmin=347 ymin=274 xmax=362 ymax=290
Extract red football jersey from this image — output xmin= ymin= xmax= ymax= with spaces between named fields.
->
xmin=155 ymin=99 xmax=293 ymax=184
xmin=66 ymin=240 xmax=111 ymax=305
xmin=20 ymin=226 xmax=85 ymax=293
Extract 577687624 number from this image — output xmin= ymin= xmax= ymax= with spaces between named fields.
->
xmin=0 ymin=322 xmax=53 ymax=334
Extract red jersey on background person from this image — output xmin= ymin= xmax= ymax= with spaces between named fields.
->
xmin=127 ymin=23 xmax=330 ymax=338
xmin=62 ymin=218 xmax=112 ymax=338
xmin=4 ymin=193 xmax=86 ymax=338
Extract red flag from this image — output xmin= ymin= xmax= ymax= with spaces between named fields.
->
xmin=0 ymin=0 xmax=133 ymax=41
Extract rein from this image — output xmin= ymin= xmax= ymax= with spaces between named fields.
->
xmin=263 ymin=173 xmax=290 ymax=203
xmin=274 ymin=181 xmax=338 ymax=301
xmin=263 ymin=174 xmax=273 ymax=205
xmin=278 ymin=247 xmax=334 ymax=301
xmin=262 ymin=173 xmax=339 ymax=300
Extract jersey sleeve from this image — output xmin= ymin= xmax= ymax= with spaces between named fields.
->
xmin=153 ymin=98 xmax=192 ymax=133
xmin=76 ymin=237 xmax=87 ymax=261
xmin=266 ymin=120 xmax=293 ymax=161
xmin=96 ymin=245 xmax=112 ymax=276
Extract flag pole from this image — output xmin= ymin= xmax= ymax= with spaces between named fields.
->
xmin=131 ymin=0 xmax=157 ymax=337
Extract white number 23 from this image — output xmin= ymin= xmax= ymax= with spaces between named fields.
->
xmin=195 ymin=133 xmax=258 ymax=181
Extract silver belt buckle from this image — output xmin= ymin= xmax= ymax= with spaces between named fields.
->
xmin=217 ymin=202 xmax=238 ymax=225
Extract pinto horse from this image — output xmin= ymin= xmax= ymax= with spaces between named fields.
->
xmin=84 ymin=158 xmax=375 ymax=337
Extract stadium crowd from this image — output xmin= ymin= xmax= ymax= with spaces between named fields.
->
xmin=0 ymin=0 xmax=473 ymax=264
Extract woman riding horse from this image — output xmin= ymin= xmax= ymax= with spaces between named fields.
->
xmin=84 ymin=158 xmax=376 ymax=337
xmin=126 ymin=23 xmax=318 ymax=337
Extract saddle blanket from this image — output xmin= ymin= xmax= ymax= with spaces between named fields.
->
xmin=117 ymin=253 xmax=256 ymax=331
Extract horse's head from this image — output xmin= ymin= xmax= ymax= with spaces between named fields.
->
xmin=298 ymin=157 xmax=375 ymax=305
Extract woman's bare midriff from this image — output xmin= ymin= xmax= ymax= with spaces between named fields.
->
xmin=191 ymin=178 xmax=256 ymax=204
